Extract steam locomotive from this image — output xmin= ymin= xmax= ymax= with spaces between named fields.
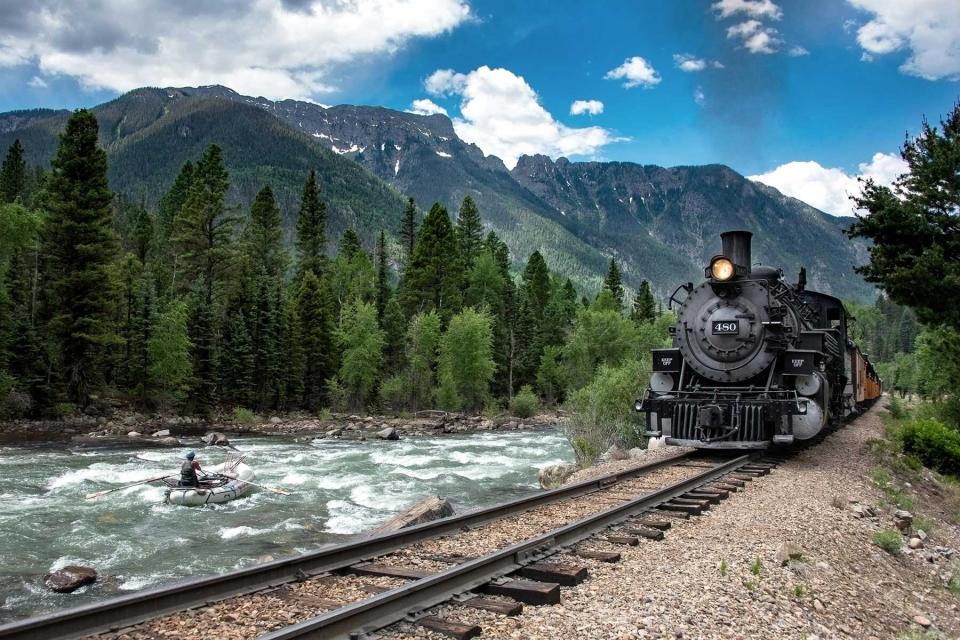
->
xmin=635 ymin=230 xmax=881 ymax=450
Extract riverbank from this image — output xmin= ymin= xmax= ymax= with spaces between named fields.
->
xmin=0 ymin=409 xmax=566 ymax=445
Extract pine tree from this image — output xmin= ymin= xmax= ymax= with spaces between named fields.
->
xmin=251 ymin=274 xmax=280 ymax=409
xmin=375 ymin=230 xmax=391 ymax=324
xmin=521 ymin=251 xmax=551 ymax=317
xmin=297 ymin=271 xmax=333 ymax=409
xmin=156 ymin=161 xmax=195 ymax=295
xmin=455 ymin=196 xmax=483 ymax=269
xmin=295 ymin=170 xmax=327 ymax=278
xmin=512 ymin=290 xmax=540 ymax=390
xmin=399 ymin=197 xmax=418 ymax=267
xmin=0 ymin=140 xmax=27 ymax=204
xmin=485 ymin=231 xmax=516 ymax=399
xmin=219 ymin=304 xmax=254 ymax=406
xmin=381 ymin=296 xmax=406 ymax=374
xmin=339 ymin=228 xmax=363 ymax=260
xmin=41 ymin=110 xmax=118 ymax=405
xmin=245 ymin=185 xmax=287 ymax=279
xmin=603 ymin=258 xmax=624 ymax=309
xmin=278 ymin=289 xmax=305 ymax=409
xmin=132 ymin=209 xmax=154 ymax=264
xmin=399 ymin=202 xmax=464 ymax=320
xmin=630 ymin=280 xmax=656 ymax=324
xmin=186 ymin=284 xmax=216 ymax=417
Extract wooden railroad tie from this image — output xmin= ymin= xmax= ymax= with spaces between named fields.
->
xmin=462 ymin=596 xmax=523 ymax=616
xmin=575 ymin=549 xmax=622 ymax=563
xmin=622 ymin=526 xmax=664 ymax=541
xmin=705 ymin=482 xmax=738 ymax=493
xmin=348 ymin=563 xmax=433 ymax=580
xmin=718 ymin=477 xmax=747 ymax=488
xmin=729 ymin=473 xmax=756 ymax=482
xmin=740 ymin=465 xmax=771 ymax=475
xmin=650 ymin=508 xmax=690 ymax=520
xmin=606 ymin=535 xmax=641 ymax=546
xmin=482 ymin=579 xmax=561 ymax=605
xmin=658 ymin=501 xmax=704 ymax=515
xmin=417 ymin=615 xmax=482 ymax=640
xmin=359 ymin=583 xmax=391 ymax=594
xmin=685 ymin=490 xmax=724 ymax=504
xmin=633 ymin=517 xmax=672 ymax=530
xmin=672 ymin=496 xmax=711 ymax=507
xmin=519 ymin=561 xmax=589 ymax=586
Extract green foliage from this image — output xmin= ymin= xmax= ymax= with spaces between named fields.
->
xmin=536 ymin=344 xmax=567 ymax=405
xmin=244 ymin=185 xmax=287 ymax=279
xmin=565 ymin=359 xmax=649 ymax=464
xmin=407 ymin=310 xmax=442 ymax=411
xmin=329 ymin=234 xmax=375 ymax=318
xmin=231 ymin=406 xmax=257 ymax=425
xmin=887 ymin=397 xmax=907 ymax=420
xmin=438 ymin=307 xmax=496 ymax=412
xmin=399 ymin=197 xmax=418 ymax=267
xmin=324 ymin=377 xmax=347 ymax=412
xmin=847 ymin=101 xmax=960 ymax=329
xmin=630 ymin=280 xmax=657 ymax=325
xmin=379 ymin=374 xmax=409 ymax=413
xmin=873 ymin=528 xmax=903 ymax=555
xmin=455 ymin=196 xmax=484 ymax=269
xmin=898 ymin=418 xmax=960 ymax=476
xmin=564 ymin=301 xmax=641 ymax=389
xmin=510 ymin=385 xmax=539 ymax=418
xmin=41 ymin=109 xmax=119 ymax=406
xmin=148 ymin=300 xmax=192 ymax=403
xmin=336 ymin=300 xmax=384 ymax=410
xmin=297 ymin=270 xmax=334 ymax=409
xmin=719 ymin=559 xmax=728 ymax=577
xmin=374 ymin=230 xmax=390 ymax=324
xmin=750 ymin=557 xmax=763 ymax=576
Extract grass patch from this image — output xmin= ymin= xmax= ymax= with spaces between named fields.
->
xmin=718 ymin=559 xmax=728 ymax=577
xmin=873 ymin=528 xmax=903 ymax=555
xmin=750 ymin=557 xmax=763 ymax=576
xmin=794 ymin=584 xmax=808 ymax=597
xmin=913 ymin=514 xmax=936 ymax=535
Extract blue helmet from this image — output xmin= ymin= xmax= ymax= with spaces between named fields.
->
xmin=185 ymin=450 xmax=195 ymax=460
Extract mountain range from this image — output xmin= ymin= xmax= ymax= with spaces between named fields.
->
xmin=0 ymin=85 xmax=872 ymax=302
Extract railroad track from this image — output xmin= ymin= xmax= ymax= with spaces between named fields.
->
xmin=0 ymin=450 xmax=773 ymax=640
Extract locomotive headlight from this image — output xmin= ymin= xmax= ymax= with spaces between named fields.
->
xmin=711 ymin=257 xmax=735 ymax=281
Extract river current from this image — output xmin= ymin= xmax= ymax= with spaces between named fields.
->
xmin=0 ymin=428 xmax=573 ymax=623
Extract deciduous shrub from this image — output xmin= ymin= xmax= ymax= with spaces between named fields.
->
xmin=510 ymin=385 xmax=539 ymax=418
xmin=873 ymin=528 xmax=902 ymax=555
xmin=231 ymin=407 xmax=256 ymax=425
xmin=899 ymin=418 xmax=960 ymax=476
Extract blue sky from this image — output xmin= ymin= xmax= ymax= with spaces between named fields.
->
xmin=0 ymin=0 xmax=957 ymax=215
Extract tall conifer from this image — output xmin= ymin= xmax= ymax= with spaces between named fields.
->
xmin=455 ymin=196 xmax=483 ymax=269
xmin=399 ymin=197 xmax=418 ymax=266
xmin=375 ymin=230 xmax=390 ymax=324
xmin=0 ymin=140 xmax=27 ymax=204
xmin=295 ymin=169 xmax=326 ymax=278
xmin=41 ymin=110 xmax=118 ymax=405
xmin=630 ymin=280 xmax=656 ymax=324
xmin=603 ymin=258 xmax=624 ymax=309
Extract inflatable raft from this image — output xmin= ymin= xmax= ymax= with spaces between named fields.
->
xmin=163 ymin=462 xmax=255 ymax=506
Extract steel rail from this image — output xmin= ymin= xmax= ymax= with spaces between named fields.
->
xmin=260 ymin=455 xmax=752 ymax=640
xmin=0 ymin=450 xmax=698 ymax=640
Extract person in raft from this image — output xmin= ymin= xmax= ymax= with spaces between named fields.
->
xmin=178 ymin=450 xmax=202 ymax=487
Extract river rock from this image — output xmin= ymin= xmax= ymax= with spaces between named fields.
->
xmin=152 ymin=429 xmax=171 ymax=438
xmin=269 ymin=416 xmax=282 ymax=424
xmin=539 ymin=463 xmax=578 ymax=489
xmin=908 ymin=537 xmax=924 ymax=550
xmin=376 ymin=427 xmax=399 ymax=440
xmin=127 ymin=431 xmax=141 ymax=438
xmin=158 ymin=436 xmax=179 ymax=446
xmin=202 ymin=431 xmax=230 ymax=446
xmin=372 ymin=496 xmax=454 ymax=533
xmin=45 ymin=565 xmax=97 ymax=593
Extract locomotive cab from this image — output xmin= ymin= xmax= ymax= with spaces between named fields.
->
xmin=636 ymin=230 xmax=849 ymax=450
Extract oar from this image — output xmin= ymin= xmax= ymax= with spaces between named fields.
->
xmin=213 ymin=473 xmax=291 ymax=496
xmin=85 ymin=474 xmax=173 ymax=500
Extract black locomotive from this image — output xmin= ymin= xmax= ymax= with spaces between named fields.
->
xmin=635 ymin=230 xmax=881 ymax=450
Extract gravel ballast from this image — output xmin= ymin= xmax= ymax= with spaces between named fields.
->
xmin=382 ymin=403 xmax=960 ymax=639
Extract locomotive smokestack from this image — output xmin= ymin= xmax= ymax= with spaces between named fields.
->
xmin=721 ymin=230 xmax=752 ymax=271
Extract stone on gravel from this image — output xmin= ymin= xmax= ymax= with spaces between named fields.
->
xmin=893 ymin=509 xmax=913 ymax=531
xmin=599 ymin=444 xmax=630 ymax=462
xmin=849 ymin=502 xmax=877 ymax=518
xmin=376 ymin=427 xmax=399 ymax=440
xmin=269 ymin=416 xmax=282 ymax=424
xmin=45 ymin=565 xmax=97 ymax=593
xmin=908 ymin=537 xmax=924 ymax=550
xmin=538 ymin=463 xmax=578 ymax=489
xmin=913 ymin=615 xmax=932 ymax=628
xmin=151 ymin=429 xmax=171 ymax=438
xmin=372 ymin=496 xmax=453 ymax=532
xmin=127 ymin=431 xmax=141 ymax=437
xmin=775 ymin=542 xmax=804 ymax=566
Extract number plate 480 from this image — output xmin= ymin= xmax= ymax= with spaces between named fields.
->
xmin=712 ymin=320 xmax=739 ymax=335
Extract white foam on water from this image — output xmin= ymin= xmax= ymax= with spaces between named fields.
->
xmin=448 ymin=451 xmax=507 ymax=466
xmin=324 ymin=499 xmax=384 ymax=534
xmin=280 ymin=471 xmax=309 ymax=485
xmin=313 ymin=473 xmax=368 ymax=490
xmin=47 ymin=464 xmax=166 ymax=492
xmin=218 ymin=525 xmax=273 ymax=540
xmin=119 ymin=575 xmax=162 ymax=591
xmin=368 ymin=449 xmax=435 ymax=467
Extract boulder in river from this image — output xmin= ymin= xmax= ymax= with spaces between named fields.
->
xmin=158 ymin=436 xmax=180 ymax=446
xmin=202 ymin=431 xmax=230 ymax=446
xmin=372 ymin=496 xmax=454 ymax=533
xmin=127 ymin=431 xmax=141 ymax=438
xmin=376 ymin=427 xmax=399 ymax=440
xmin=45 ymin=565 xmax=97 ymax=593
xmin=151 ymin=429 xmax=171 ymax=438
xmin=538 ymin=463 xmax=578 ymax=489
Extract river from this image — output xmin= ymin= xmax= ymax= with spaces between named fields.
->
xmin=0 ymin=428 xmax=574 ymax=623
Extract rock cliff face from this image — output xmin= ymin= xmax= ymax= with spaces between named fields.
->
xmin=0 ymin=85 xmax=874 ymax=301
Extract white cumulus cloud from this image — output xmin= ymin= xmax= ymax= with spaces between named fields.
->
xmin=424 ymin=66 xmax=623 ymax=169
xmin=0 ymin=0 xmax=472 ymax=100
xmin=604 ymin=56 xmax=662 ymax=88
xmin=694 ymin=86 xmax=706 ymax=105
xmin=847 ymin=0 xmax=960 ymax=80
xmin=749 ymin=152 xmax=908 ymax=216
xmin=727 ymin=19 xmax=782 ymax=54
xmin=570 ymin=99 xmax=604 ymax=116
xmin=407 ymin=98 xmax=448 ymax=116
xmin=673 ymin=54 xmax=724 ymax=72
xmin=712 ymin=0 xmax=783 ymax=20
xmin=27 ymin=75 xmax=47 ymax=88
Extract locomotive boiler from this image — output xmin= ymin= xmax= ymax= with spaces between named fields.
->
xmin=636 ymin=230 xmax=880 ymax=450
